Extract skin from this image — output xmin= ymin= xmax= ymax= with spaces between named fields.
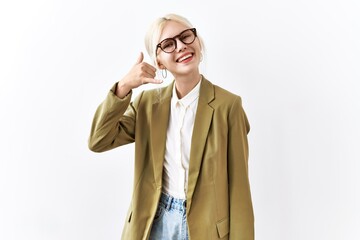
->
xmin=116 ymin=21 xmax=202 ymax=99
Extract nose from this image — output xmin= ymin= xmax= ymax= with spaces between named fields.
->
xmin=175 ymin=38 xmax=187 ymax=52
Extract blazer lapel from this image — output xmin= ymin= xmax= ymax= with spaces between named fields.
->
xmin=186 ymin=78 xmax=214 ymax=211
xmin=150 ymin=78 xmax=215 ymax=207
xmin=151 ymin=84 xmax=173 ymax=189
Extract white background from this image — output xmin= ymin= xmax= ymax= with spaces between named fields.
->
xmin=1 ymin=0 xmax=359 ymax=239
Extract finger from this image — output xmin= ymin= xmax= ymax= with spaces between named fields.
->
xmin=141 ymin=62 xmax=157 ymax=72
xmin=143 ymin=77 xmax=163 ymax=84
xmin=135 ymin=52 xmax=144 ymax=65
xmin=143 ymin=66 xmax=157 ymax=78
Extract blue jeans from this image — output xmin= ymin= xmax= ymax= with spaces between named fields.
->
xmin=149 ymin=192 xmax=189 ymax=240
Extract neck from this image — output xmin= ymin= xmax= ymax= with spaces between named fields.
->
xmin=173 ymin=71 xmax=201 ymax=99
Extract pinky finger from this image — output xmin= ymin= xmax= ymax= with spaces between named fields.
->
xmin=144 ymin=78 xmax=163 ymax=84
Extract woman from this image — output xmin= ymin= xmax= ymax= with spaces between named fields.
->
xmin=89 ymin=13 xmax=254 ymax=240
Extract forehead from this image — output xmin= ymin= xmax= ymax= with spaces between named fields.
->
xmin=159 ymin=21 xmax=189 ymax=41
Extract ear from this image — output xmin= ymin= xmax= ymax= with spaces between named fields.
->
xmin=157 ymin=60 xmax=166 ymax=69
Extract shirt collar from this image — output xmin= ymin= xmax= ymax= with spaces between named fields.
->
xmin=172 ymin=78 xmax=202 ymax=108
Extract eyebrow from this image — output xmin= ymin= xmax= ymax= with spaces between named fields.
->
xmin=159 ymin=29 xmax=189 ymax=42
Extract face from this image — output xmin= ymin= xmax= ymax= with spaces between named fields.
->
xmin=156 ymin=21 xmax=202 ymax=77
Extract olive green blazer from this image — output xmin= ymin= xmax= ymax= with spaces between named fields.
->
xmin=89 ymin=76 xmax=254 ymax=240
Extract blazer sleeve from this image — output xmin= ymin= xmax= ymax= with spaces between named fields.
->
xmin=228 ymin=96 xmax=254 ymax=240
xmin=88 ymin=83 xmax=142 ymax=152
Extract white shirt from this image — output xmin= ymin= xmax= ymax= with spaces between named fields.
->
xmin=162 ymin=80 xmax=201 ymax=199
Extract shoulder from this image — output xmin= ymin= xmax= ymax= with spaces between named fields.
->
xmin=131 ymin=82 xmax=173 ymax=107
xmin=214 ymin=84 xmax=240 ymax=101
xmin=203 ymin=78 xmax=250 ymax=131
xmin=141 ymin=85 xmax=171 ymax=102
xmin=202 ymin=77 xmax=242 ymax=108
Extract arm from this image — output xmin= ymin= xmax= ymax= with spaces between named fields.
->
xmin=88 ymin=84 xmax=140 ymax=152
xmin=228 ymin=96 xmax=254 ymax=240
xmin=88 ymin=52 xmax=162 ymax=152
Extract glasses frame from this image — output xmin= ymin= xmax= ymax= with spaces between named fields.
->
xmin=156 ymin=28 xmax=197 ymax=54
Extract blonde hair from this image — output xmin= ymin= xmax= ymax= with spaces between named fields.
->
xmin=144 ymin=13 xmax=205 ymax=68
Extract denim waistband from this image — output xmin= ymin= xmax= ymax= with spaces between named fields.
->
xmin=159 ymin=192 xmax=187 ymax=212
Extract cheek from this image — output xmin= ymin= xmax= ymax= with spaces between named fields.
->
xmin=157 ymin=54 xmax=174 ymax=68
xmin=195 ymin=41 xmax=202 ymax=53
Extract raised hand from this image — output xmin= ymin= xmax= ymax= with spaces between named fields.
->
xmin=115 ymin=52 xmax=163 ymax=98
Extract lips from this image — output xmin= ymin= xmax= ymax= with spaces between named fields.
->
xmin=176 ymin=53 xmax=193 ymax=63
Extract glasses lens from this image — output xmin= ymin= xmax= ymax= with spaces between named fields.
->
xmin=160 ymin=39 xmax=176 ymax=53
xmin=158 ymin=29 xmax=197 ymax=53
xmin=180 ymin=29 xmax=196 ymax=44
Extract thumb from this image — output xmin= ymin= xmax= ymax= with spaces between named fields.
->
xmin=135 ymin=52 xmax=144 ymax=65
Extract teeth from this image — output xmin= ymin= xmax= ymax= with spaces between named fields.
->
xmin=178 ymin=54 xmax=192 ymax=62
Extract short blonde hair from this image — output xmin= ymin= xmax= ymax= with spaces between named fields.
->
xmin=144 ymin=13 xmax=205 ymax=68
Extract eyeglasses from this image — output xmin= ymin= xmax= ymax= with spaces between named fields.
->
xmin=156 ymin=28 xmax=197 ymax=54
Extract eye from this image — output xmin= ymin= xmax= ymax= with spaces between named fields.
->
xmin=161 ymin=40 xmax=175 ymax=50
xmin=180 ymin=33 xmax=191 ymax=41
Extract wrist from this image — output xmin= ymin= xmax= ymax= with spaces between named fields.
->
xmin=116 ymin=81 xmax=131 ymax=99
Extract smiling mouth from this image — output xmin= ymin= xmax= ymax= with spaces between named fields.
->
xmin=177 ymin=53 xmax=193 ymax=63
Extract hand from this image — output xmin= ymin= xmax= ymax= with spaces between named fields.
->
xmin=116 ymin=52 xmax=163 ymax=98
